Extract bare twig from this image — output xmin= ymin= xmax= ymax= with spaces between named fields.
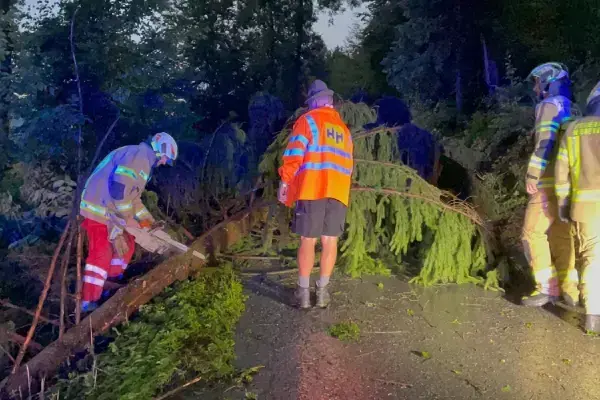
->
xmin=87 ymin=114 xmax=120 ymax=175
xmin=59 ymin=227 xmax=76 ymax=338
xmin=75 ymin=221 xmax=83 ymax=324
xmin=70 ymin=5 xmax=83 ymax=180
xmin=0 ymin=326 xmax=42 ymax=352
xmin=352 ymin=125 xmax=403 ymax=140
xmin=0 ymin=345 xmax=15 ymax=363
xmin=0 ymin=300 xmax=59 ymax=327
xmin=201 ymin=121 xmax=227 ymax=182
xmin=12 ymin=220 xmax=72 ymax=373
xmin=152 ymin=376 xmax=202 ymax=400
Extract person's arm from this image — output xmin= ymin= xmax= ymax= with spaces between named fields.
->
xmin=526 ymin=102 xmax=560 ymax=189
xmin=131 ymin=194 xmax=155 ymax=228
xmin=555 ymin=124 xmax=573 ymax=214
xmin=278 ymin=117 xmax=311 ymax=184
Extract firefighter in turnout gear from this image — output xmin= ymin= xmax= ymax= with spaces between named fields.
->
xmin=521 ymin=62 xmax=578 ymax=307
xmin=79 ymin=132 xmax=178 ymax=312
xmin=555 ymin=82 xmax=600 ymax=332
xmin=277 ymin=80 xmax=353 ymax=309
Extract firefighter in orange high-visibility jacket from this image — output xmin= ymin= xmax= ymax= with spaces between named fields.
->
xmin=79 ymin=132 xmax=178 ymax=313
xmin=277 ymin=80 xmax=353 ymax=309
xmin=555 ymin=81 xmax=600 ymax=332
xmin=521 ymin=62 xmax=577 ymax=308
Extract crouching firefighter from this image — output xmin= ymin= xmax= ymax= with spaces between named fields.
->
xmin=521 ymin=62 xmax=577 ymax=307
xmin=79 ymin=132 xmax=178 ymax=312
xmin=555 ymin=82 xmax=600 ymax=332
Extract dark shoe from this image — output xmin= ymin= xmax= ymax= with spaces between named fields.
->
xmin=521 ymin=291 xmax=557 ymax=307
xmin=585 ymin=315 xmax=600 ymax=333
xmin=562 ymin=293 xmax=580 ymax=307
xmin=315 ymin=283 xmax=331 ymax=309
xmin=81 ymin=301 xmax=98 ymax=313
xmin=294 ymin=286 xmax=311 ymax=309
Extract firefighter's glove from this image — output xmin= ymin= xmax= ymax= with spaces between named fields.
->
xmin=558 ymin=205 xmax=571 ymax=223
xmin=112 ymin=234 xmax=129 ymax=258
xmin=139 ymin=219 xmax=153 ymax=230
xmin=140 ymin=220 xmax=165 ymax=232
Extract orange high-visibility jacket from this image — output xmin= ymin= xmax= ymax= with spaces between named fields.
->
xmin=278 ymin=106 xmax=354 ymax=207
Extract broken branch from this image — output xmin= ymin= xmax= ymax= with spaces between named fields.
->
xmin=0 ymin=300 xmax=59 ymax=327
xmin=0 ymin=326 xmax=43 ymax=352
xmin=153 ymin=376 xmax=202 ymax=400
xmin=11 ymin=220 xmax=71 ymax=373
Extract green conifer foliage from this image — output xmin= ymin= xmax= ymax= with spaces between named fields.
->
xmin=260 ymin=101 xmax=495 ymax=287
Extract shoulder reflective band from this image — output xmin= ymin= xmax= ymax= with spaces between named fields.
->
xmin=305 ymin=115 xmax=320 ymax=144
xmin=139 ymin=170 xmax=149 ymax=182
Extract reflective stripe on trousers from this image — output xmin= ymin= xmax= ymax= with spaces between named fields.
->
xmin=522 ymin=192 xmax=577 ymax=297
xmin=574 ymin=222 xmax=600 ymax=314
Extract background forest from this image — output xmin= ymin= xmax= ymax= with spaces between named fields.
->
xmin=1 ymin=0 xmax=600 ymax=398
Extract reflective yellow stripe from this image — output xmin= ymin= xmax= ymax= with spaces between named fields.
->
xmin=115 ymin=202 xmax=132 ymax=211
xmin=534 ymin=267 xmax=557 ymax=283
xmin=557 ymin=147 xmax=569 ymax=162
xmin=537 ymin=177 xmax=554 ymax=188
xmin=567 ymin=135 xmax=581 ymax=187
xmin=573 ymin=121 xmax=600 ymax=136
xmin=115 ymin=165 xmax=137 ymax=180
xmin=136 ymin=208 xmax=150 ymax=218
xmin=555 ymin=183 xmax=570 ymax=196
xmin=139 ymin=170 xmax=149 ymax=182
xmin=573 ymin=189 xmax=600 ymax=202
xmin=557 ymin=268 xmax=579 ymax=282
xmin=529 ymin=155 xmax=548 ymax=169
xmin=80 ymin=201 xmax=106 ymax=217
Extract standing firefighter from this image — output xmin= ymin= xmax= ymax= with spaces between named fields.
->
xmin=79 ymin=133 xmax=178 ymax=312
xmin=555 ymin=82 xmax=600 ymax=332
xmin=521 ymin=62 xmax=577 ymax=307
xmin=277 ymin=80 xmax=353 ymax=309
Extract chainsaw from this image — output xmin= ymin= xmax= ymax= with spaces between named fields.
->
xmin=124 ymin=225 xmax=206 ymax=261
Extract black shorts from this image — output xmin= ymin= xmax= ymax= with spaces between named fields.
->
xmin=292 ymin=198 xmax=348 ymax=238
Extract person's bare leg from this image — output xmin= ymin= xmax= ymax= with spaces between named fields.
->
xmin=296 ymin=237 xmax=317 ymax=308
xmin=319 ymin=236 xmax=338 ymax=282
xmin=315 ymin=235 xmax=337 ymax=308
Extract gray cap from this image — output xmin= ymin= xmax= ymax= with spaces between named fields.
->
xmin=305 ymin=80 xmax=334 ymax=105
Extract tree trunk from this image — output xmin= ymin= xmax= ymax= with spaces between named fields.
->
xmin=0 ymin=202 xmax=271 ymax=399
xmin=0 ymin=0 xmax=15 ymax=148
xmin=292 ymin=0 xmax=306 ymax=109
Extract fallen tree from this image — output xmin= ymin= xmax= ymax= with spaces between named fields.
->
xmin=0 ymin=202 xmax=269 ymax=399
xmin=259 ymin=101 xmax=498 ymax=286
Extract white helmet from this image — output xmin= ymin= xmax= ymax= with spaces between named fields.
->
xmin=587 ymin=81 xmax=600 ymax=107
xmin=151 ymin=132 xmax=178 ymax=165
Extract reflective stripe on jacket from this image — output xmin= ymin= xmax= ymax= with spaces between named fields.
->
xmin=527 ymin=96 xmax=573 ymax=191
xmin=555 ymin=117 xmax=600 ymax=221
xmin=80 ymin=143 xmax=157 ymax=226
xmin=278 ymin=106 xmax=353 ymax=207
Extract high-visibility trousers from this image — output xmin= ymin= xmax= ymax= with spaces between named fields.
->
xmin=81 ymin=218 xmax=135 ymax=302
xmin=574 ymin=222 xmax=600 ymax=314
xmin=522 ymin=192 xmax=577 ymax=297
